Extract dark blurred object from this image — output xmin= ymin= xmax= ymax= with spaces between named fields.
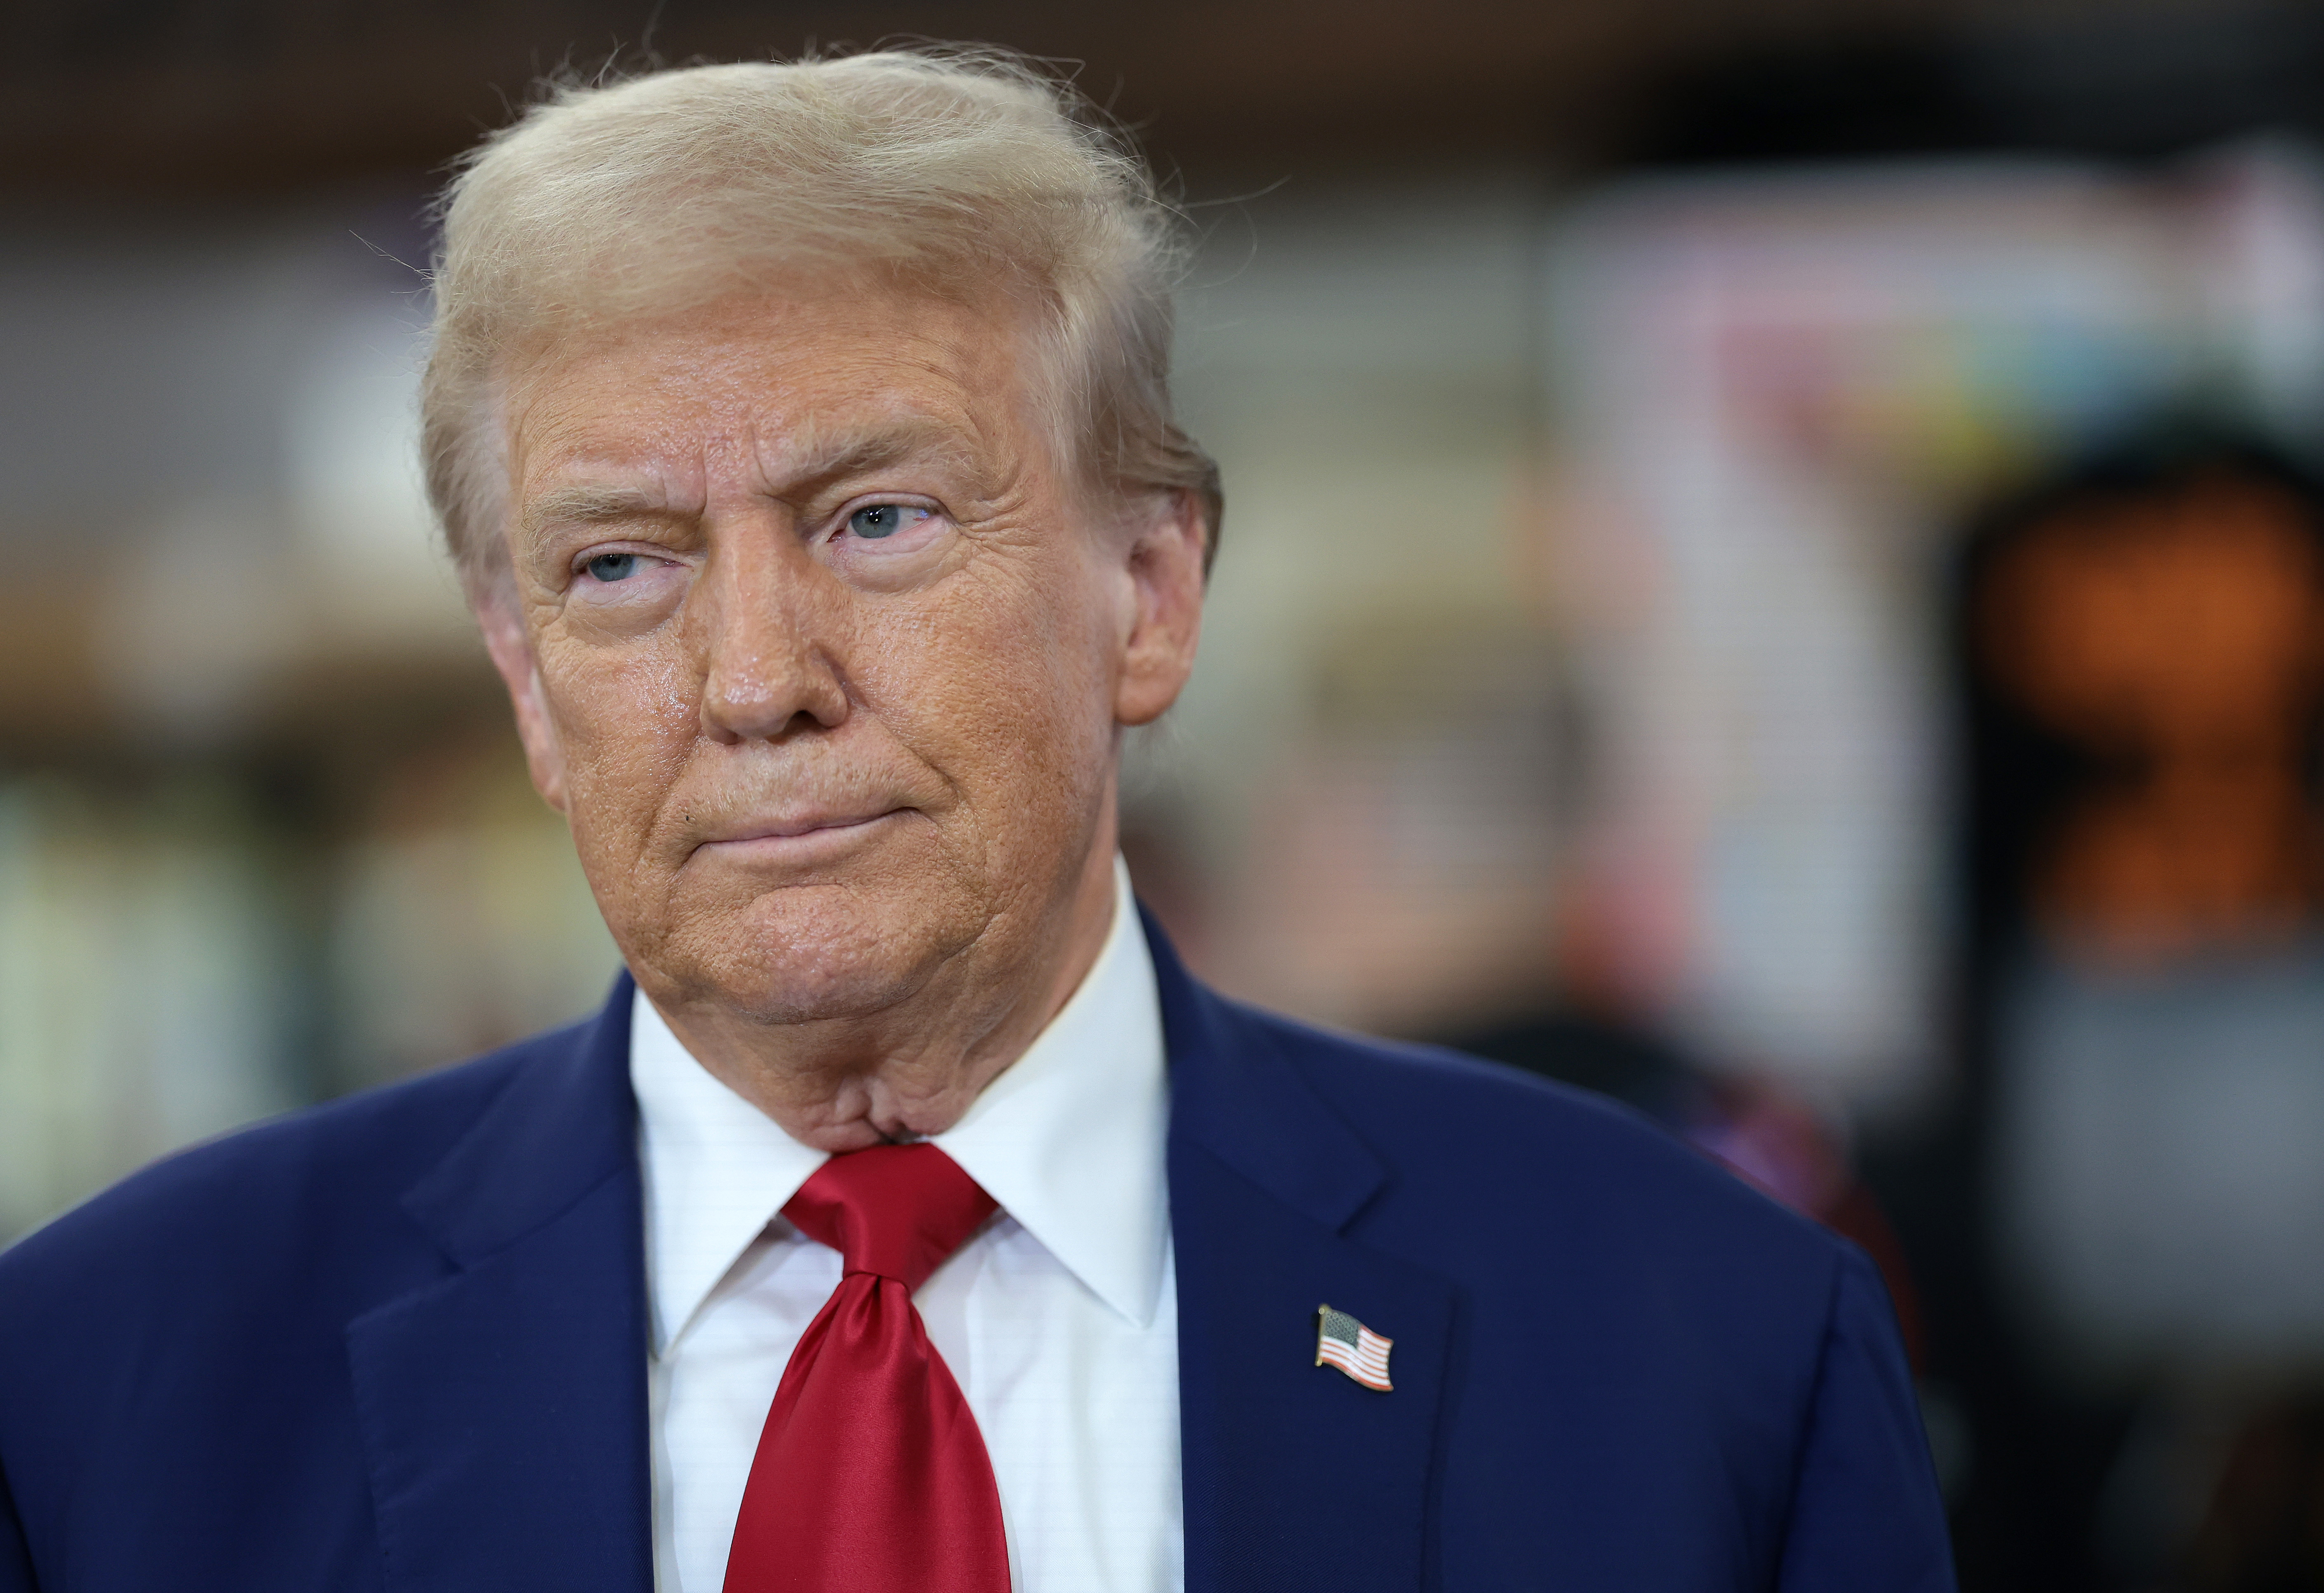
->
xmin=8 ymin=1 xmax=2314 ymax=203
xmin=1971 ymin=429 xmax=2324 ymax=1368
xmin=1869 ymin=427 xmax=2324 ymax=1592
xmin=1455 ymin=1009 xmax=1927 ymax=1373
xmin=2186 ymin=1395 xmax=2324 ymax=1593
xmin=1645 ymin=5 xmax=2324 ymax=167
xmin=1453 ymin=1009 xmax=1699 ymax=1122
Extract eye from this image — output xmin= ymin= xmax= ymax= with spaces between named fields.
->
xmin=584 ymin=552 xmax=639 ymax=583
xmin=845 ymin=503 xmax=931 ymax=540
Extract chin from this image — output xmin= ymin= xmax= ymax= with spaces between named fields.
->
xmin=652 ymin=883 xmax=975 ymax=1025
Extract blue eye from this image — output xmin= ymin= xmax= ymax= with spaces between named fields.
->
xmin=585 ymin=553 xmax=638 ymax=583
xmin=847 ymin=503 xmax=927 ymax=540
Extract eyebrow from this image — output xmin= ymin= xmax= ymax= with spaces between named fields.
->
xmin=516 ymin=416 xmax=984 ymax=547
xmin=779 ymin=416 xmax=976 ymax=495
xmin=519 ymin=484 xmax=672 ymax=541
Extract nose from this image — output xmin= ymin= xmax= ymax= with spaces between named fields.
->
xmin=692 ymin=519 xmax=851 ymax=743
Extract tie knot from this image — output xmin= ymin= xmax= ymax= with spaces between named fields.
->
xmin=781 ymin=1143 xmax=998 ymax=1291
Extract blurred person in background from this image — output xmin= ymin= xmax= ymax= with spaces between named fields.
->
xmin=1457 ymin=876 xmax=1930 ymax=1374
xmin=0 ymin=45 xmax=1949 ymax=1593
xmin=1954 ymin=432 xmax=2324 ymax=1591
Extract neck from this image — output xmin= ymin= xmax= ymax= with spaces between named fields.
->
xmin=651 ymin=830 xmax=1122 ymax=1152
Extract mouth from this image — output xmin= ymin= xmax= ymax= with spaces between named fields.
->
xmin=687 ymin=808 xmax=906 ymax=864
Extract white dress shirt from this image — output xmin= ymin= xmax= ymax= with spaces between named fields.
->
xmin=632 ymin=859 xmax=1182 ymax=1593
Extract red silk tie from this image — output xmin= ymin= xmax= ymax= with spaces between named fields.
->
xmin=722 ymin=1143 xmax=1009 ymax=1593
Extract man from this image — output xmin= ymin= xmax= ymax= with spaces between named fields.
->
xmin=0 ymin=49 xmax=1951 ymax=1593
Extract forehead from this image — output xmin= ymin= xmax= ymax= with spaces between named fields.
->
xmin=504 ymin=287 xmax=1040 ymax=489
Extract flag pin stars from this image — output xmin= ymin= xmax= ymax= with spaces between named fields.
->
xmin=1314 ymin=1304 xmax=1393 ymax=1392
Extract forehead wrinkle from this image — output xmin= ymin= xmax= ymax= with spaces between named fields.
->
xmin=759 ymin=411 xmax=994 ymax=499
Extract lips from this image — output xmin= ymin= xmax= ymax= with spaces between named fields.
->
xmin=705 ymin=811 xmax=892 ymax=843
xmin=684 ymin=806 xmax=905 ymax=860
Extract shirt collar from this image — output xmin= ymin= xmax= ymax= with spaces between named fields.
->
xmin=934 ymin=857 xmax=1170 ymax=1330
xmin=629 ymin=989 xmax=826 ymax=1355
xmin=629 ymin=857 xmax=1169 ymax=1351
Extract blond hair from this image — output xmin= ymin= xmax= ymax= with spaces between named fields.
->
xmin=421 ymin=46 xmax=1221 ymax=596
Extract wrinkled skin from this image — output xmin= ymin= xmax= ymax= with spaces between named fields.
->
xmin=480 ymin=288 xmax=1206 ymax=1150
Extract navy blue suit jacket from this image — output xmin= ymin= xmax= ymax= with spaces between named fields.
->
xmin=0 ymin=918 xmax=1952 ymax=1591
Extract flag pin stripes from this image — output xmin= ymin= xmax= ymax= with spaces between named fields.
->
xmin=1314 ymin=1304 xmax=1393 ymax=1391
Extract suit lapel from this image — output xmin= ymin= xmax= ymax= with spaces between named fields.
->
xmin=342 ymin=926 xmax=1452 ymax=1593
xmin=347 ymin=977 xmax=653 ymax=1593
xmin=1150 ymin=913 xmax=1455 ymax=1593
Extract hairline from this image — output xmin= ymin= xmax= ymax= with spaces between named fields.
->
xmin=426 ymin=49 xmax=1220 ymax=609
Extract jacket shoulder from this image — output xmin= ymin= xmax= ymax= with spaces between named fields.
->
xmin=1228 ymin=1000 xmax=1846 ymax=1277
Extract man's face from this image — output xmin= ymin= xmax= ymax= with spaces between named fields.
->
xmin=488 ymin=288 xmax=1181 ymax=1026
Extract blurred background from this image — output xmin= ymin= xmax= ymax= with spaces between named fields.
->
xmin=11 ymin=0 xmax=2324 ymax=1585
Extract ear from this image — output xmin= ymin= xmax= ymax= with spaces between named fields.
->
xmin=1113 ymin=488 xmax=1208 ymax=728
xmin=478 ymin=592 xmax=571 ymax=814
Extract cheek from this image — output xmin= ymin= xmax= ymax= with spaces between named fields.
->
xmin=537 ymin=639 xmax=698 ymax=836
xmin=871 ymin=568 xmax=1118 ymax=789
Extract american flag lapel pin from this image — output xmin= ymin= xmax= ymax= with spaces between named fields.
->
xmin=1314 ymin=1304 xmax=1393 ymax=1392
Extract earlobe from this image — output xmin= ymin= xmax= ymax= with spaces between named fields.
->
xmin=478 ymin=597 xmax=571 ymax=813
xmin=1113 ymin=489 xmax=1208 ymax=728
